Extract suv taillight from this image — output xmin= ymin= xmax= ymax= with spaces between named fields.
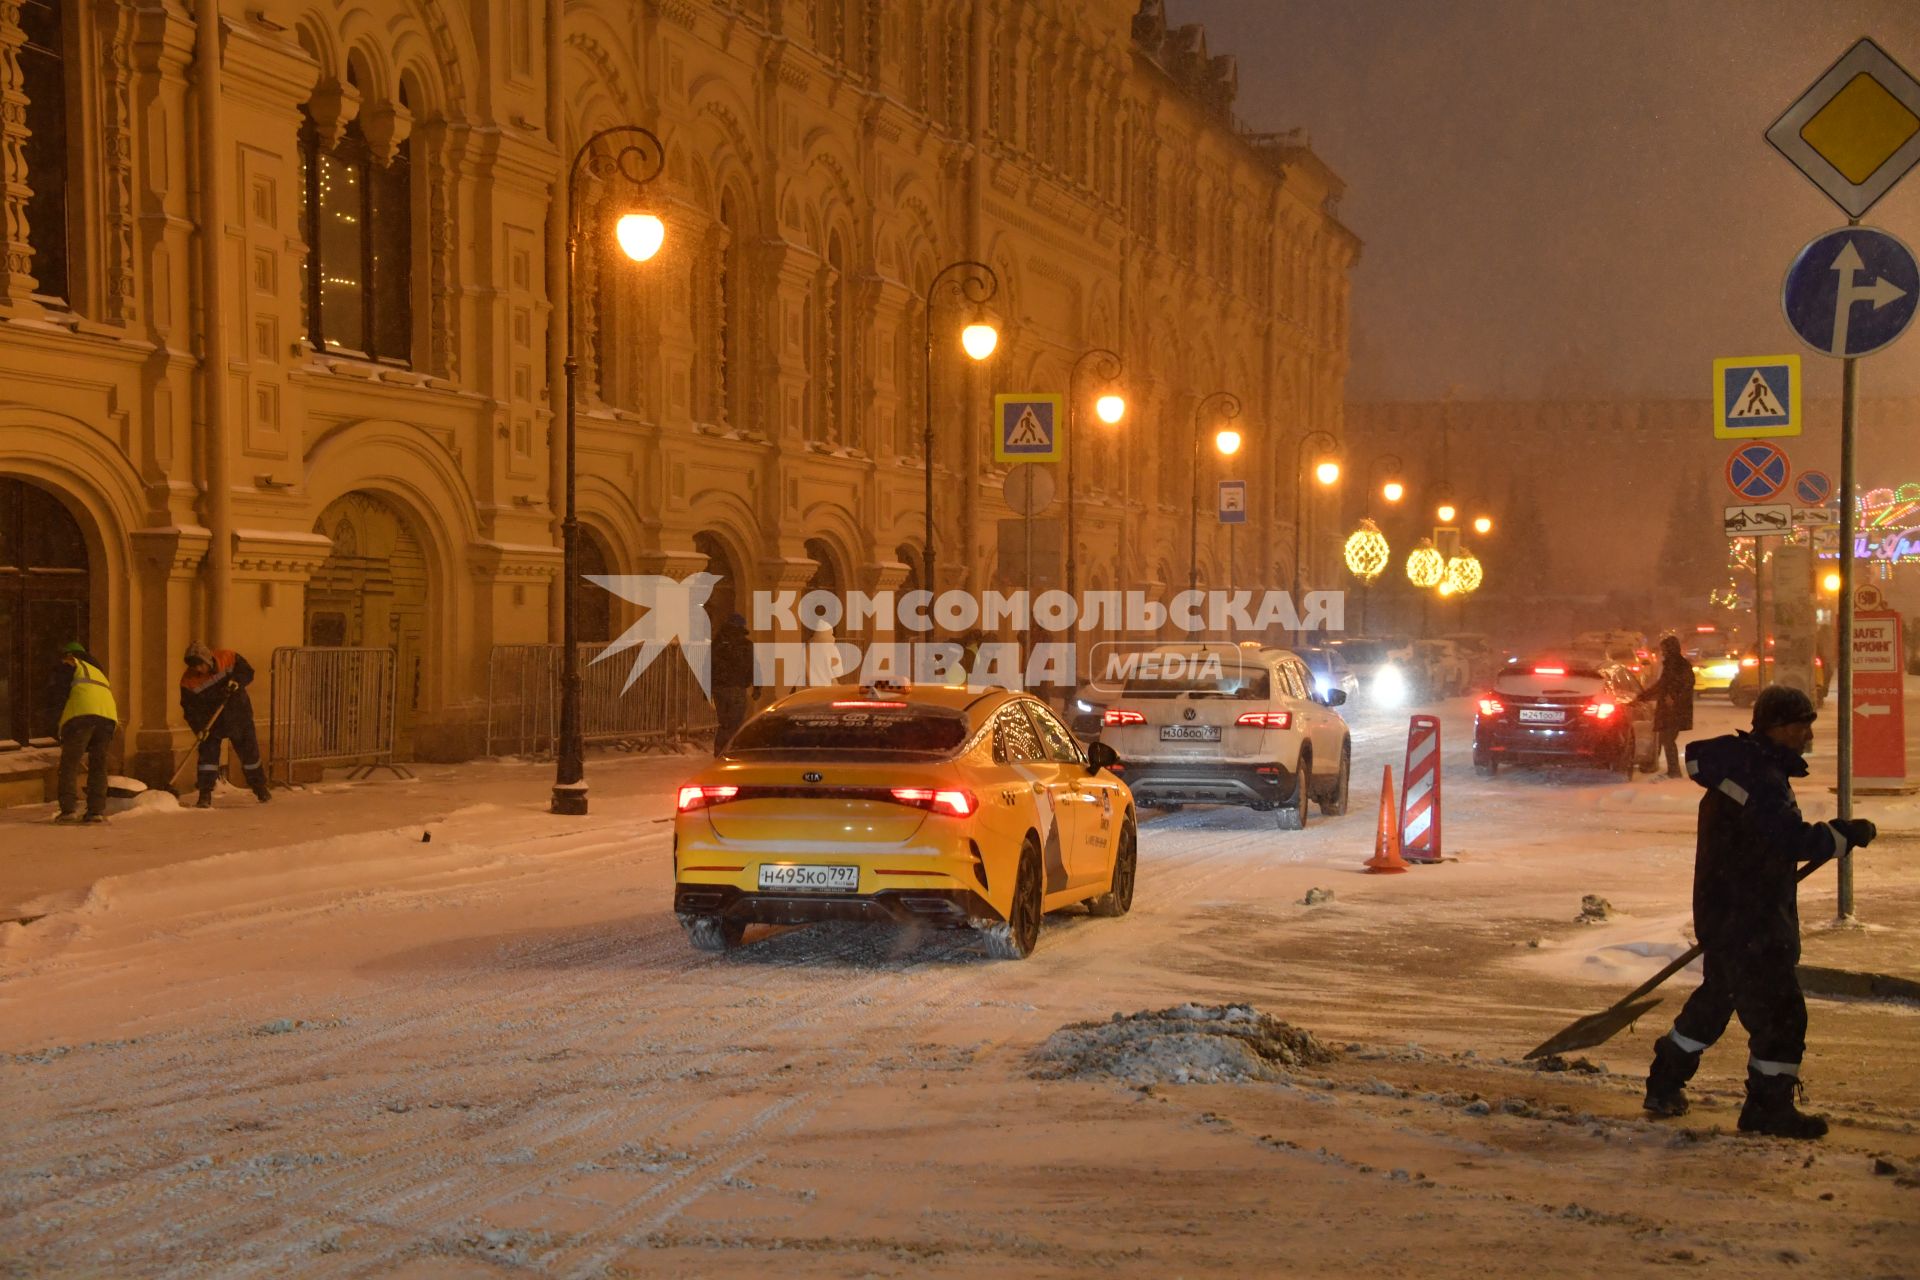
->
xmin=677 ymin=784 xmax=739 ymax=811
xmin=1583 ymin=700 xmax=1618 ymax=720
xmin=1477 ymin=696 xmax=1505 ymax=717
xmin=1235 ymin=711 xmax=1292 ymax=729
xmin=1103 ymin=708 xmax=1146 ymax=725
xmin=889 ymin=787 xmax=977 ymax=817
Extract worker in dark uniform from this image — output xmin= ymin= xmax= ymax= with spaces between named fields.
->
xmin=710 ymin=613 xmax=757 ymax=754
xmin=50 ymin=640 xmax=117 ymax=824
xmin=1643 ymin=685 xmax=1875 ymax=1138
xmin=181 ymin=642 xmax=271 ymax=807
xmin=1638 ymin=634 xmax=1694 ymax=778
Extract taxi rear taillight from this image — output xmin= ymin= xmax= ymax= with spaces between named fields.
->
xmin=677 ymin=784 xmax=739 ymax=812
xmin=1103 ymin=708 xmax=1146 ymax=725
xmin=890 ymin=787 xmax=977 ymax=817
xmin=1234 ymin=711 xmax=1292 ymax=729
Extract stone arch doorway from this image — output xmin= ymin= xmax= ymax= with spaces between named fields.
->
xmin=0 ymin=476 xmax=91 ymax=746
xmin=307 ymin=491 xmax=431 ymax=751
xmin=578 ymin=528 xmax=614 ymax=643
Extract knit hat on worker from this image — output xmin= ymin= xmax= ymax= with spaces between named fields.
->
xmin=1752 ymin=684 xmax=1818 ymax=733
xmin=183 ymin=641 xmax=214 ymax=667
xmin=60 ymin=640 xmax=87 ymax=655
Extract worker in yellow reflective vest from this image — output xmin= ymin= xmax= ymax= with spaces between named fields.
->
xmin=51 ymin=640 xmax=118 ymax=824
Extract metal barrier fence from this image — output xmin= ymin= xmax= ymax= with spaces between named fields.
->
xmin=486 ymin=643 xmax=715 ymax=758
xmin=268 ymin=646 xmax=410 ymax=783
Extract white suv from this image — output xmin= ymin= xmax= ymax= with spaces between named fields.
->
xmin=1097 ymin=644 xmax=1351 ymax=829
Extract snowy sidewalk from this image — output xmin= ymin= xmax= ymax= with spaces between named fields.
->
xmin=0 ymin=748 xmax=705 ymax=922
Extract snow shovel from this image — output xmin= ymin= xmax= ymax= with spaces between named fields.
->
xmin=164 ymin=686 xmax=234 ymax=795
xmin=1525 ymin=861 xmax=1821 ymax=1060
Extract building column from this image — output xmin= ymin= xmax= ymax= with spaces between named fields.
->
xmin=127 ymin=525 xmax=211 ymax=782
xmin=0 ymin=0 xmax=39 ymax=311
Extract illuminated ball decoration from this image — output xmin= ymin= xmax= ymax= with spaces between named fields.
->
xmin=1446 ymin=550 xmax=1484 ymax=595
xmin=1406 ymin=542 xmax=1446 ymax=588
xmin=1343 ymin=519 xmax=1390 ymax=582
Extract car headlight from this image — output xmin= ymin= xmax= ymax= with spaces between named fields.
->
xmin=1374 ymin=665 xmax=1407 ymax=706
xmin=1709 ymin=662 xmax=1738 ymax=679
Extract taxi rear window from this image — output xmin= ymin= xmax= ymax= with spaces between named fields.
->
xmin=725 ymin=703 xmax=970 ymax=758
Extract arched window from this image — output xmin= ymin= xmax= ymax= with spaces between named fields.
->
xmin=300 ymin=100 xmax=413 ymax=363
xmin=18 ymin=0 xmax=70 ymax=303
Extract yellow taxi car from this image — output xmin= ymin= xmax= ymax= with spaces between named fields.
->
xmin=672 ymin=684 xmax=1137 ymax=960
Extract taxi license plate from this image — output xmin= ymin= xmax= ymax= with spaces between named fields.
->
xmin=1160 ymin=724 xmax=1222 ymax=741
xmin=758 ymin=863 xmax=858 ymax=893
xmin=1518 ymin=708 xmax=1565 ymax=724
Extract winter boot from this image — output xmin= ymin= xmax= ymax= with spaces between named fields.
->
xmin=81 ymin=813 xmax=107 ymax=825
xmin=1737 ymin=1069 xmax=1828 ymax=1139
xmin=246 ymin=769 xmax=271 ymax=803
xmin=53 ymin=810 xmax=83 ymax=825
xmin=196 ymin=787 xmax=214 ymax=809
xmin=1643 ymin=1035 xmax=1702 ymax=1117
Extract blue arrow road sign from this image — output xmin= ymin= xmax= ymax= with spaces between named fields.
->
xmin=1795 ymin=470 xmax=1832 ymax=506
xmin=1782 ymin=227 xmax=1920 ymax=358
xmin=1726 ymin=442 xmax=1790 ymax=502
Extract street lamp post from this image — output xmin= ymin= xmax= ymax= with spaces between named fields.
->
xmin=1066 ymin=347 xmax=1123 ymax=611
xmin=1189 ymin=392 xmax=1243 ymax=593
xmin=1291 ymin=429 xmax=1342 ymax=607
xmin=921 ymin=261 xmax=1000 ymax=601
xmin=553 ymin=126 xmax=665 ymax=817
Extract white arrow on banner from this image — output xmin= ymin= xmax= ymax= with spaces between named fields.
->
xmin=1857 ymin=703 xmax=1891 ymax=718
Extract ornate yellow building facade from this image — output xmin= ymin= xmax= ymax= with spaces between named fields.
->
xmin=0 ymin=0 xmax=1355 ymax=787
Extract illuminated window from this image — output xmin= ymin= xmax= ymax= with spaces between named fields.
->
xmin=300 ymin=112 xmax=412 ymax=363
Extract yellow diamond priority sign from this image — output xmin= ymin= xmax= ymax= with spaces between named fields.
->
xmin=1769 ymin=38 xmax=1920 ymax=217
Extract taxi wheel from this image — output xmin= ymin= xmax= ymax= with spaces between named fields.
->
xmin=982 ymin=839 xmax=1043 ymax=960
xmin=1275 ymin=751 xmax=1310 ymax=832
xmin=685 ymin=915 xmax=745 ymax=953
xmin=1318 ymin=742 xmax=1351 ymax=817
xmin=1087 ymin=818 xmax=1137 ymax=918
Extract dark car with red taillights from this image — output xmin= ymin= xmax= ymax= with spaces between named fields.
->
xmin=1472 ymin=659 xmax=1656 ymax=779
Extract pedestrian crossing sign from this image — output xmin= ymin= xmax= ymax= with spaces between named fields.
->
xmin=993 ymin=393 xmax=1064 ymax=462
xmin=1712 ymin=355 xmax=1801 ymax=438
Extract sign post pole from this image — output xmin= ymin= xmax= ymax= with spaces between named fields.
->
xmin=1837 ymin=335 xmax=1858 ymax=918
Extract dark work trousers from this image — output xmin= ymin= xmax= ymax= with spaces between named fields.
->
xmin=713 ymin=687 xmax=749 ymax=755
xmin=58 ymin=715 xmax=115 ymax=816
xmin=1670 ymin=944 xmax=1808 ymax=1070
xmin=198 ymin=703 xmax=264 ymax=789
xmin=1659 ymin=728 xmax=1681 ymax=777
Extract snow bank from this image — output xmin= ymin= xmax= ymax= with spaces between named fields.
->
xmin=1030 ymin=1003 xmax=1333 ymax=1085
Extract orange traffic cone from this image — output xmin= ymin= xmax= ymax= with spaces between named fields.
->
xmin=1364 ymin=763 xmax=1409 ymax=874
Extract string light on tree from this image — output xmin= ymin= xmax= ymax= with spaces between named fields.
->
xmin=1343 ymin=519 xmax=1390 ymax=582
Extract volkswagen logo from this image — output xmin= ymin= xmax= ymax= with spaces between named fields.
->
xmin=1182 ymin=707 xmax=1197 ymax=722
xmin=803 ymin=771 xmax=823 ymax=783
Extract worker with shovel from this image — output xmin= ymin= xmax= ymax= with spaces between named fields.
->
xmin=181 ymin=642 xmax=270 ymax=807
xmin=1642 ymin=685 xmax=1875 ymax=1138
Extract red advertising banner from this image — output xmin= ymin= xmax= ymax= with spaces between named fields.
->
xmin=1850 ymin=610 xmax=1906 ymax=785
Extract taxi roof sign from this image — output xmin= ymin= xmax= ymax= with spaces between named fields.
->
xmin=1767 ymin=38 xmax=1920 ymax=218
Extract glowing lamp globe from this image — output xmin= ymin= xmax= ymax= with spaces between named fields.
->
xmin=1822 ymin=571 xmax=1841 ymax=593
xmin=615 ymin=212 xmax=665 ymax=262
xmin=1446 ymin=550 xmax=1484 ymax=595
xmin=1214 ymin=428 xmax=1243 ymax=456
xmin=960 ymin=321 xmax=999 ymax=360
xmin=1095 ymin=393 xmax=1126 ymax=424
xmin=1315 ymin=459 xmax=1341 ymax=486
xmin=1406 ymin=542 xmax=1446 ymax=589
xmin=1382 ymin=480 xmax=1405 ymax=503
xmin=1343 ymin=519 xmax=1390 ymax=583
xmin=1436 ymin=503 xmax=1457 ymax=524
xmin=1473 ymin=515 xmax=1493 ymax=535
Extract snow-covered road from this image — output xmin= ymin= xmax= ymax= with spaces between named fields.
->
xmin=4 ymin=697 xmax=1918 ymax=1276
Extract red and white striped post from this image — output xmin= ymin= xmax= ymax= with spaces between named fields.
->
xmin=1399 ymin=714 xmax=1443 ymax=864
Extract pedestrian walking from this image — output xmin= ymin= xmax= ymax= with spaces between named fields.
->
xmin=49 ymin=640 xmax=117 ymax=824
xmin=711 ymin=613 xmax=757 ymax=754
xmin=1642 ymin=685 xmax=1876 ymax=1138
xmin=180 ymin=642 xmax=270 ymax=807
xmin=1638 ymin=634 xmax=1694 ymax=778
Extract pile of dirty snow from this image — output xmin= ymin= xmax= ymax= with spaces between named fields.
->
xmin=1030 ymin=1003 xmax=1333 ymax=1085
